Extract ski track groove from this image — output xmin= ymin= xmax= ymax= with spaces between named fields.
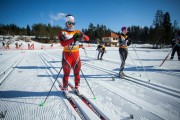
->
xmin=0 ymin=54 xmax=25 ymax=85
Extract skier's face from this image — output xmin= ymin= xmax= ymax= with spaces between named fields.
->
xmin=66 ymin=20 xmax=75 ymax=29
xmin=122 ymin=29 xmax=128 ymax=34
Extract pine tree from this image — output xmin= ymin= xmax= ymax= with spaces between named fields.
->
xmin=162 ymin=12 xmax=172 ymax=45
xmin=26 ymin=25 xmax=31 ymax=36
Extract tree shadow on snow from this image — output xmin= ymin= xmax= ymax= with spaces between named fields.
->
xmin=113 ymin=66 xmax=180 ymax=72
xmin=37 ymin=74 xmax=113 ymax=79
xmin=0 ymin=90 xmax=64 ymax=105
xmin=134 ymin=59 xmax=163 ymax=61
xmin=0 ymin=90 xmax=60 ymax=98
xmin=15 ymin=66 xmax=61 ymax=69
xmin=48 ymin=60 xmax=61 ymax=63
xmin=113 ymin=66 xmax=180 ymax=77
xmin=134 ymin=59 xmax=179 ymax=61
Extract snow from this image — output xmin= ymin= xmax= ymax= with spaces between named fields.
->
xmin=0 ymin=40 xmax=180 ymax=120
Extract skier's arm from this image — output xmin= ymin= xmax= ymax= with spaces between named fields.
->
xmin=58 ymin=31 xmax=74 ymax=47
xmin=78 ymin=31 xmax=89 ymax=41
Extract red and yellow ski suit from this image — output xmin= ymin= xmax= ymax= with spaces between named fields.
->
xmin=58 ymin=30 xmax=89 ymax=89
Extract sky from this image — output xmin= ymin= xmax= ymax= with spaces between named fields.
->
xmin=0 ymin=0 xmax=180 ymax=32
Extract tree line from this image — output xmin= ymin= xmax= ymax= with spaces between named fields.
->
xmin=0 ymin=10 xmax=179 ymax=48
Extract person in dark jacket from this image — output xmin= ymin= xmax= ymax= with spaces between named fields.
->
xmin=170 ymin=35 xmax=180 ymax=60
xmin=118 ymin=26 xmax=131 ymax=76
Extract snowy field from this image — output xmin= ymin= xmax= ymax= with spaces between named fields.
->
xmin=0 ymin=40 xmax=180 ymax=120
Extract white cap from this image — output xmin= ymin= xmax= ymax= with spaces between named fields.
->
xmin=66 ymin=15 xmax=74 ymax=22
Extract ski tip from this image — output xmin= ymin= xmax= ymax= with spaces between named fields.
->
xmin=40 ymin=102 xmax=45 ymax=107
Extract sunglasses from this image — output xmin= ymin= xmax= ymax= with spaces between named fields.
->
xmin=67 ymin=21 xmax=75 ymax=25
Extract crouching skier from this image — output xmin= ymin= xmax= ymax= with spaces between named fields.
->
xmin=58 ymin=14 xmax=89 ymax=97
xmin=96 ymin=43 xmax=106 ymax=60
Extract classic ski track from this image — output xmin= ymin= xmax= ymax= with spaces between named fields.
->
xmin=43 ymin=52 xmax=165 ymax=119
xmin=45 ymin=52 xmax=180 ymax=120
xmin=0 ymin=54 xmax=25 ymax=85
xmin=39 ymin=53 xmax=103 ymax=120
xmin=0 ymin=53 xmax=24 ymax=76
xmin=79 ymin=58 xmax=179 ymax=120
xmin=82 ymin=62 xmax=180 ymax=99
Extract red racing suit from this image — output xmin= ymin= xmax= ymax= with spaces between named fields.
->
xmin=58 ymin=30 xmax=89 ymax=89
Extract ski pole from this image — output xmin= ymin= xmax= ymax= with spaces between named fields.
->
xmin=40 ymin=44 xmax=76 ymax=107
xmin=159 ymin=44 xmax=177 ymax=67
xmin=83 ymin=48 xmax=90 ymax=61
xmin=128 ymin=51 xmax=142 ymax=77
xmin=131 ymin=44 xmax=151 ymax=82
xmin=80 ymin=70 xmax=96 ymax=100
xmin=71 ymin=50 xmax=96 ymax=100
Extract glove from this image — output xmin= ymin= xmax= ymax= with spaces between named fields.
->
xmin=73 ymin=33 xmax=82 ymax=43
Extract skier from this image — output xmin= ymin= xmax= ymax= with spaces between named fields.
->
xmin=170 ymin=35 xmax=180 ymax=60
xmin=58 ymin=14 xmax=89 ymax=97
xmin=2 ymin=42 xmax=5 ymax=49
xmin=15 ymin=42 xmax=18 ymax=49
xmin=118 ymin=26 xmax=131 ymax=76
xmin=96 ymin=43 xmax=106 ymax=60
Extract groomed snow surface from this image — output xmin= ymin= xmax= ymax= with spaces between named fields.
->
xmin=0 ymin=40 xmax=180 ymax=120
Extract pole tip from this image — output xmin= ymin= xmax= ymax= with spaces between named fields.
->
xmin=40 ymin=102 xmax=45 ymax=107
xmin=130 ymin=114 xmax=134 ymax=119
xmin=93 ymin=97 xmax=97 ymax=100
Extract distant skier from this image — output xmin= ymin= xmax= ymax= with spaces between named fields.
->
xmin=58 ymin=14 xmax=89 ymax=97
xmin=15 ymin=42 xmax=18 ymax=49
xmin=6 ymin=42 xmax=10 ymax=49
xmin=118 ymin=26 xmax=131 ymax=76
xmin=2 ymin=42 xmax=5 ymax=49
xmin=96 ymin=43 xmax=106 ymax=60
xmin=170 ymin=34 xmax=180 ymax=60
xmin=28 ymin=43 xmax=30 ymax=50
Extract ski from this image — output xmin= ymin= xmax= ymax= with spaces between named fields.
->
xmin=112 ymin=73 xmax=134 ymax=81
xmin=62 ymin=91 xmax=72 ymax=99
xmin=68 ymin=83 xmax=83 ymax=97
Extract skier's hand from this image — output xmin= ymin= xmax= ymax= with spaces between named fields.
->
xmin=73 ymin=33 xmax=83 ymax=43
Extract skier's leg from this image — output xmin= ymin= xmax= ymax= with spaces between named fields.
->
xmin=177 ymin=47 xmax=180 ymax=60
xmin=72 ymin=52 xmax=81 ymax=95
xmin=100 ymin=51 xmax=104 ymax=60
xmin=124 ymin=48 xmax=128 ymax=60
xmin=62 ymin=59 xmax=71 ymax=89
xmin=62 ymin=52 xmax=72 ymax=89
xmin=73 ymin=59 xmax=81 ymax=89
xmin=97 ymin=50 xmax=101 ymax=59
xmin=170 ymin=48 xmax=176 ymax=59
xmin=119 ymin=48 xmax=126 ymax=73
